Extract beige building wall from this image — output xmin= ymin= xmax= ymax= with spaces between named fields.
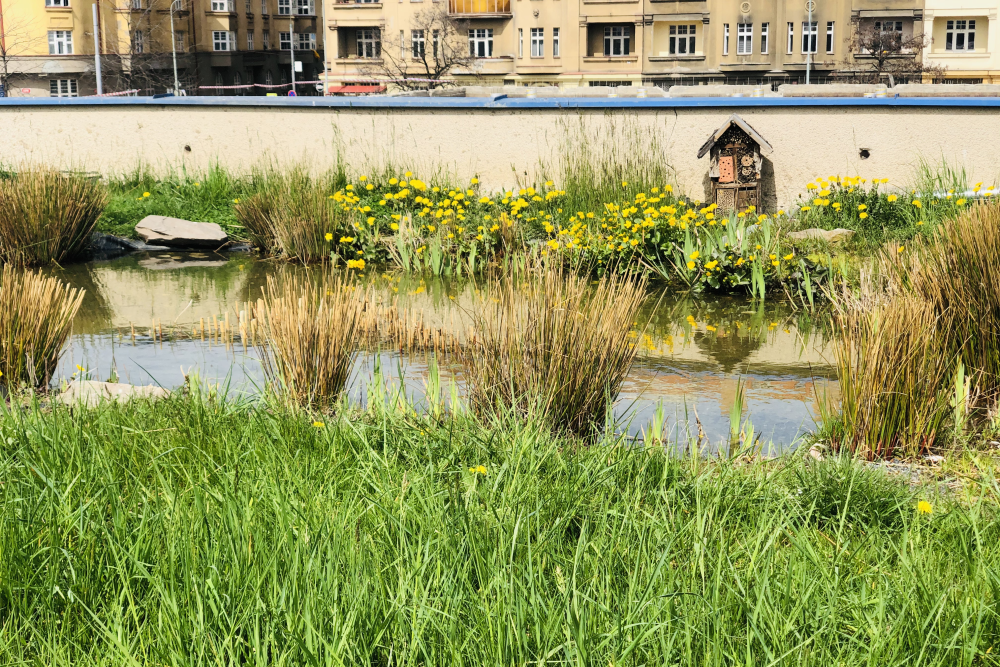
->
xmin=3 ymin=101 xmax=999 ymax=208
xmin=924 ymin=0 xmax=1000 ymax=81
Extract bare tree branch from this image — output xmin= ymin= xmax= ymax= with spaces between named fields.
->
xmin=840 ymin=22 xmax=945 ymax=84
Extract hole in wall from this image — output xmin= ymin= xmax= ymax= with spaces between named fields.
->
xmin=184 ymin=145 xmax=192 ymax=152
xmin=859 ymin=148 xmax=870 ymax=160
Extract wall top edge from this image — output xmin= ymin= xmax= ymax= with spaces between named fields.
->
xmin=4 ymin=96 xmax=1000 ymax=109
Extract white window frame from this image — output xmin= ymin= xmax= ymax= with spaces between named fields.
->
xmin=530 ymin=27 xmax=543 ymax=58
xmin=277 ymin=0 xmax=290 ymax=15
xmin=132 ymin=30 xmax=144 ymax=54
xmin=48 ymin=30 xmax=73 ymax=55
xmin=295 ymin=0 xmax=314 ymax=15
xmin=604 ymin=25 xmax=629 ymax=56
xmin=212 ymin=30 xmax=234 ymax=51
xmin=296 ymin=32 xmax=316 ymax=50
xmin=825 ymin=21 xmax=834 ymax=53
xmin=279 ymin=31 xmax=291 ymax=49
xmin=412 ymin=29 xmax=426 ymax=58
xmin=737 ymin=23 xmax=752 ymax=55
xmin=760 ymin=22 xmax=769 ymax=54
xmin=801 ymin=21 xmax=817 ymax=54
xmin=263 ymin=30 xmax=270 ymax=49
xmin=517 ymin=28 xmax=523 ymax=58
xmin=131 ymin=0 xmax=142 ymax=9
xmin=49 ymin=78 xmax=78 ymax=97
xmin=553 ymin=27 xmax=560 ymax=57
xmin=469 ymin=28 xmax=494 ymax=58
xmin=174 ymin=31 xmax=185 ymax=51
xmin=786 ymin=22 xmax=794 ymax=54
xmin=211 ymin=0 xmax=228 ymax=10
xmin=945 ymin=20 xmax=976 ymax=51
xmin=265 ymin=70 xmax=273 ymax=85
xmin=45 ymin=0 xmax=71 ymax=7
xmin=261 ymin=0 xmax=267 ymax=13
xmin=247 ymin=30 xmax=255 ymax=50
xmin=723 ymin=23 xmax=729 ymax=55
xmin=356 ymin=28 xmax=380 ymax=58
xmin=233 ymin=71 xmax=242 ymax=96
xmin=245 ymin=0 xmax=251 ymax=12
xmin=669 ymin=24 xmax=696 ymax=55
xmin=432 ymin=29 xmax=439 ymax=57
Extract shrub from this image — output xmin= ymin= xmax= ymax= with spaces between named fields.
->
xmin=462 ymin=264 xmax=646 ymax=435
xmin=0 ymin=266 xmax=84 ymax=390
xmin=252 ymin=272 xmax=369 ymax=407
xmin=0 ymin=169 xmax=108 ymax=266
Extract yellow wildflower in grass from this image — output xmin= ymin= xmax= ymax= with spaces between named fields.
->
xmin=771 ymin=260 xmax=780 ymax=267
xmin=690 ymin=250 xmax=700 ymax=260
xmin=143 ymin=191 xmax=151 ymax=198
xmin=912 ymin=200 xmax=922 ymax=208
xmin=917 ymin=500 xmax=933 ymax=515
xmin=858 ymin=204 xmax=867 ymax=211
xmin=325 ymin=233 xmax=333 ymax=241
xmin=957 ymin=198 xmax=967 ymax=205
xmin=346 ymin=259 xmax=366 ymax=270
xmin=801 ymin=206 xmax=811 ymax=212
xmin=887 ymin=194 xmax=898 ymax=202
xmin=389 ymin=178 xmax=398 ymax=185
xmin=359 ymin=175 xmax=367 ymax=181
xmin=312 ymin=421 xmax=325 ymax=428
xmin=704 ymin=260 xmax=719 ymax=270
xmin=469 ymin=465 xmax=487 ymax=475
xmin=390 ymin=223 xmax=399 ymax=231
xmin=366 ymin=217 xmax=375 ymax=225
xmin=471 ymin=177 xmax=479 ymax=184
xmin=339 ymin=236 xmax=355 ymax=243
xmin=859 ymin=212 xmax=868 ymax=219
xmin=404 ymin=171 xmax=413 ymax=178
xmin=366 ymin=184 xmax=374 ymax=191
xmin=806 ymin=183 xmax=817 ymax=190
xmin=705 ymin=325 xmax=717 ymax=332
xmin=898 ymin=245 xmax=905 ymax=253
xmin=783 ymin=253 xmax=794 ymax=260
xmin=686 ymin=261 xmax=696 ymax=270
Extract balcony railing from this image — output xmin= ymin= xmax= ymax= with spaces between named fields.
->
xmin=448 ymin=0 xmax=510 ymax=16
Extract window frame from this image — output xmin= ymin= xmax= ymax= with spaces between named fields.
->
xmin=723 ymin=23 xmax=729 ymax=56
xmin=412 ymin=29 xmax=425 ymax=58
xmin=945 ymin=19 xmax=976 ymax=51
xmin=736 ymin=22 xmax=752 ymax=55
xmin=603 ymin=25 xmax=629 ymax=57
xmin=210 ymin=0 xmax=228 ymax=11
xmin=296 ymin=31 xmax=316 ymax=50
xmin=801 ymin=21 xmax=817 ymax=54
xmin=263 ymin=30 xmax=270 ymax=49
xmin=668 ymin=24 xmax=696 ymax=55
xmin=530 ymin=27 xmax=544 ymax=58
xmin=49 ymin=78 xmax=78 ymax=97
xmin=47 ymin=30 xmax=73 ymax=55
xmin=760 ymin=22 xmax=768 ymax=54
xmin=247 ymin=30 xmax=255 ymax=50
xmin=279 ymin=31 xmax=291 ymax=50
xmin=45 ymin=0 xmax=71 ymax=7
xmin=786 ymin=22 xmax=794 ymax=54
xmin=467 ymin=28 xmax=494 ymax=58
xmin=277 ymin=0 xmax=290 ymax=15
xmin=356 ymin=28 xmax=380 ymax=58
xmin=212 ymin=30 xmax=234 ymax=51
xmin=553 ymin=27 xmax=560 ymax=57
xmin=825 ymin=21 xmax=834 ymax=53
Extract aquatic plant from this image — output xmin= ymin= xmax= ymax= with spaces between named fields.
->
xmin=462 ymin=263 xmax=646 ymax=435
xmin=0 ymin=168 xmax=108 ymax=266
xmin=252 ymin=272 xmax=369 ymax=407
xmin=0 ymin=266 xmax=84 ymax=390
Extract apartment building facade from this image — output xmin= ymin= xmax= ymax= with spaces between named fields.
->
xmin=923 ymin=0 xmax=999 ymax=81
xmin=323 ymin=0 xmax=1000 ymax=89
xmin=0 ymin=0 xmax=325 ymax=97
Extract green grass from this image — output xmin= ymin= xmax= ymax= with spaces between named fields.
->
xmin=1 ymin=392 xmax=998 ymax=665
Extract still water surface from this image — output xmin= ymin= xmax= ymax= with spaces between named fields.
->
xmin=52 ymin=252 xmax=838 ymax=448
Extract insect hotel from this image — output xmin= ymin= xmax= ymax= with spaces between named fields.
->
xmin=697 ymin=114 xmax=773 ymax=213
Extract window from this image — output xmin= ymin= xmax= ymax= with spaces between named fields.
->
xmin=722 ymin=23 xmax=729 ymax=55
xmin=296 ymin=32 xmax=315 ymax=50
xmin=786 ymin=22 xmax=794 ymax=53
xmin=875 ymin=20 xmax=902 ymax=36
xmin=432 ymin=29 xmax=439 ymax=57
xmin=247 ymin=70 xmax=254 ymax=90
xmin=265 ymin=70 xmax=273 ymax=85
xmin=278 ymin=0 xmax=289 ymax=14
xmin=132 ymin=30 xmax=144 ymax=53
xmin=279 ymin=31 xmax=291 ymax=49
xmin=261 ymin=0 xmax=267 ymax=13
xmin=49 ymin=79 xmax=77 ymax=97
xmin=737 ymin=23 xmax=752 ymax=54
xmin=760 ymin=22 xmax=768 ymax=54
xmin=604 ymin=26 xmax=629 ymax=56
xmin=174 ymin=31 xmax=185 ymax=51
xmin=263 ymin=30 xmax=270 ymax=49
xmin=669 ymin=24 xmax=696 ymax=55
xmin=233 ymin=71 xmax=242 ymax=96
xmin=280 ymin=70 xmax=287 ymax=84
xmin=553 ymin=27 xmax=560 ymax=57
xmin=530 ymin=28 xmax=543 ymax=57
xmin=131 ymin=0 xmax=142 ymax=8
xmin=801 ymin=21 xmax=817 ymax=53
xmin=214 ymin=71 xmax=225 ymax=92
xmin=48 ymin=30 xmax=73 ymax=55
xmin=946 ymin=20 xmax=976 ymax=51
xmin=245 ymin=0 xmax=251 ymax=12
xmin=518 ymin=28 xmax=523 ymax=58
xmin=469 ymin=28 xmax=493 ymax=57
xmin=412 ymin=29 xmax=425 ymax=58
xmin=356 ymin=28 xmax=380 ymax=57
xmin=296 ymin=0 xmax=313 ymax=14
xmin=211 ymin=0 xmax=228 ymax=10
xmin=826 ymin=21 xmax=834 ymax=53
xmin=45 ymin=0 xmax=70 ymax=7
xmin=247 ymin=30 xmax=255 ymax=50
xmin=213 ymin=30 xmax=234 ymax=51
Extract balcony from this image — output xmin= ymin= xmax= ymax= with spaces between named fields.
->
xmin=448 ymin=0 xmax=511 ymax=19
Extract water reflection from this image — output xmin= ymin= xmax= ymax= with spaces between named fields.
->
xmin=51 ymin=253 xmax=837 ymax=447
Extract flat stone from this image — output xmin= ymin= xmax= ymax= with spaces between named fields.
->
xmin=58 ymin=380 xmax=170 ymax=407
xmin=893 ymin=83 xmax=1000 ymax=98
xmin=135 ymin=215 xmax=228 ymax=249
xmin=788 ymin=228 xmax=855 ymax=243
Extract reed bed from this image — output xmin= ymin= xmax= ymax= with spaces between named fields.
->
xmin=462 ymin=264 xmax=647 ymax=435
xmin=252 ymin=273 xmax=369 ymax=406
xmin=0 ymin=168 xmax=108 ymax=266
xmin=0 ymin=266 xmax=84 ymax=390
xmin=832 ymin=200 xmax=1000 ymax=457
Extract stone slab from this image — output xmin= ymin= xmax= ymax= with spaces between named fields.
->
xmin=135 ymin=215 xmax=228 ymax=249
xmin=58 ymin=380 xmax=170 ymax=408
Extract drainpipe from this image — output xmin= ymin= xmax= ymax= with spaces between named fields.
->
xmin=93 ymin=3 xmax=103 ymax=94
xmin=289 ymin=16 xmax=295 ymax=93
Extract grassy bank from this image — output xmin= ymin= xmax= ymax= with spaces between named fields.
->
xmin=1 ymin=393 xmax=997 ymax=665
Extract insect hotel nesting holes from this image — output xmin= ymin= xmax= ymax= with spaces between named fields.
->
xmin=697 ymin=114 xmax=773 ymax=213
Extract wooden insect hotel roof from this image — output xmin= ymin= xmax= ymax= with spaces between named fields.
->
xmin=697 ymin=114 xmax=774 ymax=159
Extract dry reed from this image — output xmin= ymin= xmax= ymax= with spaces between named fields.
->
xmin=252 ymin=273 xmax=369 ymax=407
xmin=462 ymin=264 xmax=647 ymax=435
xmin=0 ymin=266 xmax=84 ymax=390
xmin=0 ymin=169 xmax=108 ymax=266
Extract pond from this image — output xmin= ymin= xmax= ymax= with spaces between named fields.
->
xmin=51 ymin=251 xmax=838 ymax=449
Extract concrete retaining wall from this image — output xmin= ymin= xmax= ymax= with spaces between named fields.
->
xmin=2 ymin=96 xmax=998 ymax=208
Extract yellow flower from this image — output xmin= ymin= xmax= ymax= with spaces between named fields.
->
xmin=690 ymin=251 xmax=700 ymax=260
xmin=142 ymin=191 xmax=151 ymax=198
xmin=859 ymin=212 xmax=868 ymax=219
xmin=898 ymin=245 xmax=904 ymax=253
xmin=359 ymin=175 xmax=367 ymax=181
xmin=912 ymin=200 xmax=922 ymax=208
xmin=801 ymin=206 xmax=811 ymax=212
xmin=389 ymin=223 xmax=399 ymax=231
xmin=783 ymin=253 xmax=794 ymax=260
xmin=704 ymin=260 xmax=719 ymax=270
xmin=686 ymin=261 xmax=696 ymax=270
xmin=312 ymin=421 xmax=325 ymax=428
xmin=404 ymin=171 xmax=413 ymax=178
xmin=705 ymin=325 xmax=717 ymax=332
xmin=471 ymin=177 xmax=480 ymax=184
xmin=957 ymin=198 xmax=967 ymax=205
xmin=771 ymin=260 xmax=780 ymax=267
xmin=325 ymin=233 xmax=333 ymax=241
xmin=366 ymin=184 xmax=374 ymax=191
xmin=346 ymin=258 xmax=366 ymax=270
xmin=389 ymin=178 xmax=398 ymax=185
xmin=887 ymin=194 xmax=898 ymax=202
xmin=858 ymin=204 xmax=867 ymax=211
xmin=469 ymin=465 xmax=487 ymax=475
xmin=917 ymin=500 xmax=933 ymax=515
xmin=409 ymin=179 xmax=426 ymax=190
xmin=193 ymin=182 xmax=200 ymax=187
xmin=621 ymin=181 xmax=629 ymax=187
